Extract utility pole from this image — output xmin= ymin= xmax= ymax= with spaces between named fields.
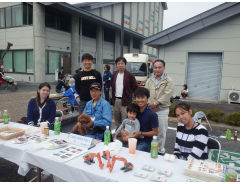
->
xmin=120 ymin=2 xmax=124 ymax=57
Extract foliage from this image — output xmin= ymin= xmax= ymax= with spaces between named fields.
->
xmin=224 ymin=112 xmax=240 ymax=126
xmin=168 ymin=104 xmax=240 ymax=126
xmin=207 ymin=109 xmax=225 ymax=123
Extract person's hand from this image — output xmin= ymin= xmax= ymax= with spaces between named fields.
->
xmin=86 ymin=120 xmax=94 ymax=128
xmin=148 ymin=102 xmax=155 ymax=109
xmin=113 ymin=135 xmax=117 ymax=140
xmin=132 ymin=131 xmax=141 ymax=138
xmin=122 ymin=135 xmax=129 ymax=142
xmin=121 ymin=129 xmax=128 ymax=137
xmin=28 ymin=121 xmax=34 ymax=126
xmin=103 ymin=81 xmax=105 ymax=85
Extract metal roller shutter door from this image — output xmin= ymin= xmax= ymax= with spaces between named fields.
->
xmin=187 ymin=53 xmax=222 ymax=100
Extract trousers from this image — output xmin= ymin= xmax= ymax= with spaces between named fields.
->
xmin=156 ymin=108 xmax=169 ymax=153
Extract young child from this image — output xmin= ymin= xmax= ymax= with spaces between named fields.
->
xmin=113 ymin=103 xmax=140 ymax=142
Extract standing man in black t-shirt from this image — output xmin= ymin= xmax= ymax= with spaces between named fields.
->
xmin=74 ymin=53 xmax=102 ymax=114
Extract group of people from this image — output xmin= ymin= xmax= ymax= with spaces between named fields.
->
xmin=26 ymin=52 xmax=209 ymax=161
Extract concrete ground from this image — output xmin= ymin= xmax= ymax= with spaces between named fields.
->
xmin=0 ymin=82 xmax=240 ymax=181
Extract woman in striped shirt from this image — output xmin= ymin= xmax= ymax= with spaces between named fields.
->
xmin=173 ymin=102 xmax=208 ymax=160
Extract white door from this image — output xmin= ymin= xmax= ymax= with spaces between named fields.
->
xmin=187 ymin=53 xmax=222 ymax=101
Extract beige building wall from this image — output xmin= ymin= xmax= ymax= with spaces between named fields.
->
xmin=89 ymin=2 xmax=165 ymax=56
xmin=82 ymin=36 xmax=96 ymax=59
xmin=0 ymin=2 xmax=21 ymax=8
xmin=45 ymin=28 xmax=71 ymax=52
xmin=0 ymin=27 xmax=33 ymax=50
xmin=101 ymin=6 xmax=112 ymax=21
xmin=158 ymin=15 xmax=240 ymax=102
xmin=103 ymin=41 xmax=114 ymax=60
xmin=0 ymin=26 xmax=34 ymax=82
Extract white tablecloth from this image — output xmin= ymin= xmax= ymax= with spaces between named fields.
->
xmin=0 ymin=122 xmax=200 ymax=182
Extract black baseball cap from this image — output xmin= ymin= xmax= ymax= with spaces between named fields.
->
xmin=89 ymin=82 xmax=101 ymax=90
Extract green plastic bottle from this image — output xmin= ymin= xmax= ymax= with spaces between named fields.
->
xmin=225 ymin=163 xmax=237 ymax=182
xmin=54 ymin=117 xmax=61 ymax=135
xmin=3 ymin=110 xmax=9 ymax=124
xmin=151 ymin=136 xmax=158 ymax=158
xmin=104 ymin=126 xmax=111 ymax=145
xmin=226 ymin=129 xmax=231 ymax=141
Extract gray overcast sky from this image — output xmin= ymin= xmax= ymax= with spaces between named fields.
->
xmin=163 ymin=2 xmax=224 ymax=29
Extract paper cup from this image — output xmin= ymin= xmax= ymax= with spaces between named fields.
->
xmin=128 ymin=138 xmax=137 ymax=154
xmin=40 ymin=122 xmax=48 ymax=134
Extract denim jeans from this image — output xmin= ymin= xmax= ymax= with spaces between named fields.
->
xmin=104 ymin=86 xmax=110 ymax=102
xmin=78 ymin=99 xmax=87 ymax=114
xmin=136 ymin=139 xmax=151 ymax=153
xmin=85 ymin=133 xmax=104 ymax=140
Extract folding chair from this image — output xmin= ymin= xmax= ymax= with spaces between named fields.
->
xmin=193 ymin=111 xmax=212 ymax=132
xmin=56 ymin=97 xmax=69 ymax=114
xmin=207 ymin=137 xmax=221 ymax=163
xmin=55 ymin=110 xmax=63 ymax=121
xmin=193 ymin=111 xmax=222 ymax=163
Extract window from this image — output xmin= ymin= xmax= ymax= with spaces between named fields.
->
xmin=82 ymin=19 xmax=97 ymax=38
xmin=104 ymin=28 xmax=115 ymax=42
xmin=45 ymin=6 xmax=71 ymax=32
xmin=12 ymin=5 xmax=23 ymax=26
xmin=5 ymin=7 xmax=11 ymax=27
xmin=0 ymin=9 xmax=5 ymax=28
xmin=45 ymin=51 xmax=48 ymax=74
xmin=2 ymin=51 xmax=13 ymax=72
xmin=133 ymin=38 xmax=140 ymax=49
xmin=0 ymin=4 xmax=32 ymax=28
xmin=48 ymin=51 xmax=60 ymax=74
xmin=124 ymin=34 xmax=130 ymax=46
xmin=1 ymin=50 xmax=33 ymax=73
xmin=27 ymin=50 xmax=34 ymax=73
xmin=23 ymin=3 xmax=32 ymax=25
xmin=14 ymin=50 xmax=26 ymax=72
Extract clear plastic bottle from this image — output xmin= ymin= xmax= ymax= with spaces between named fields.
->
xmin=151 ymin=136 xmax=158 ymax=158
xmin=3 ymin=110 xmax=9 ymax=124
xmin=104 ymin=126 xmax=111 ymax=145
xmin=234 ymin=131 xmax=238 ymax=141
xmin=54 ymin=117 xmax=61 ymax=135
xmin=225 ymin=163 xmax=237 ymax=182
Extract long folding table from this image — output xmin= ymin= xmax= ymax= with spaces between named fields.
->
xmin=0 ymin=122 xmax=201 ymax=182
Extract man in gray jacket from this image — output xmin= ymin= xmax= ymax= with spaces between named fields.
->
xmin=145 ymin=59 xmax=174 ymax=155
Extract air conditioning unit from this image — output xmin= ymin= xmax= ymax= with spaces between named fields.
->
xmin=228 ymin=90 xmax=240 ymax=104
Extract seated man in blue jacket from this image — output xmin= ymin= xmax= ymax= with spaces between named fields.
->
xmin=83 ymin=82 xmax=112 ymax=140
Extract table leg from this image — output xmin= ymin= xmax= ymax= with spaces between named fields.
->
xmin=37 ymin=167 xmax=42 ymax=182
xmin=22 ymin=176 xmax=26 ymax=182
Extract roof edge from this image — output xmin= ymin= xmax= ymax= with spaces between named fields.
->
xmin=143 ymin=2 xmax=239 ymax=46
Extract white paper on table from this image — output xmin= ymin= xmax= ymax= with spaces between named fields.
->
xmin=51 ymin=145 xmax=88 ymax=162
xmin=40 ymin=139 xmax=68 ymax=150
xmin=24 ymin=127 xmax=39 ymax=134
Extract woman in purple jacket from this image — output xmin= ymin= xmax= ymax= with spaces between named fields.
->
xmin=27 ymin=82 xmax=56 ymax=130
